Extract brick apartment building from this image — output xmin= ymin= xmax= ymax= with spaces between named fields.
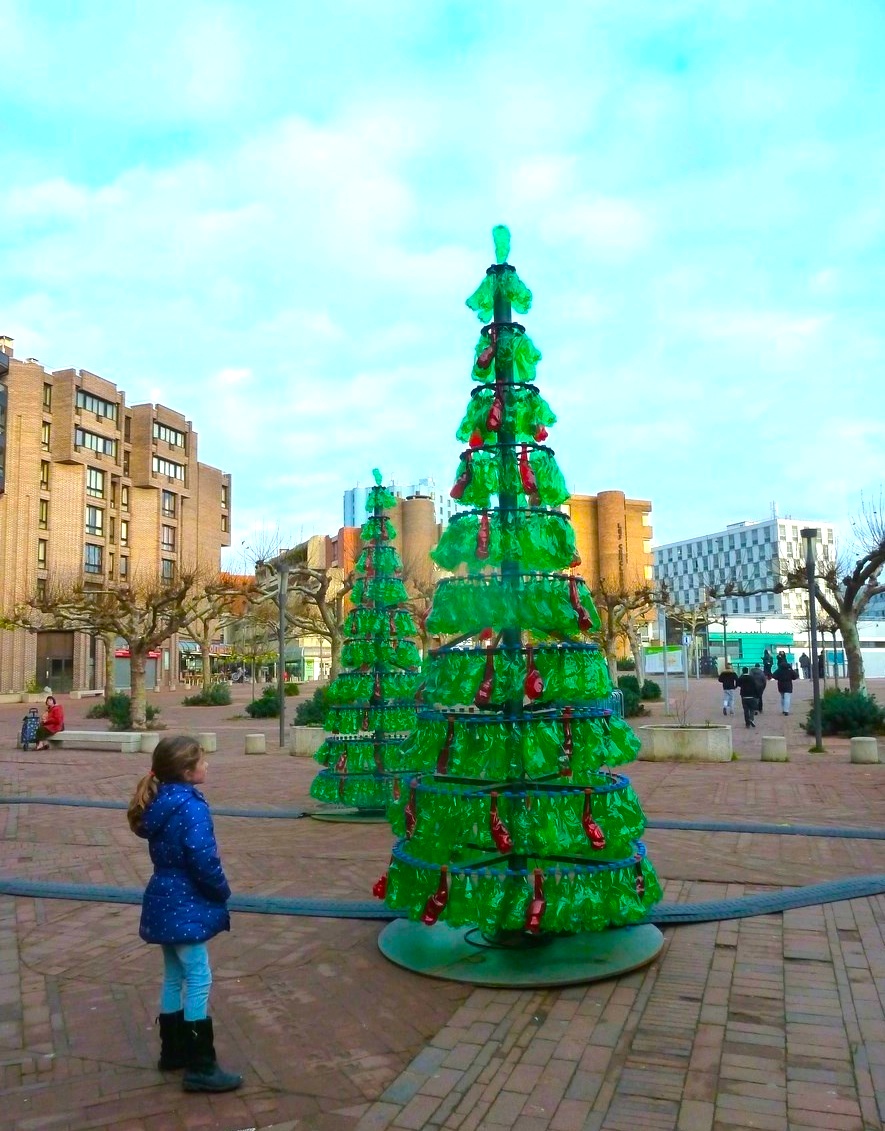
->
xmin=0 ymin=337 xmax=231 ymax=693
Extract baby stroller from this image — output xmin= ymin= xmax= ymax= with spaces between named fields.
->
xmin=19 ymin=707 xmax=40 ymax=751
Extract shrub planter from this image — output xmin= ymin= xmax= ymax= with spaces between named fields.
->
xmin=288 ymin=725 xmax=326 ymax=758
xmin=638 ymin=725 xmax=732 ymax=763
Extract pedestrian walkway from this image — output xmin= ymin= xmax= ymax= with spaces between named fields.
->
xmin=0 ymin=678 xmax=882 ymax=1129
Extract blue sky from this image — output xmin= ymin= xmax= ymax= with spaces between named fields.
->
xmin=2 ymin=0 xmax=883 ymax=563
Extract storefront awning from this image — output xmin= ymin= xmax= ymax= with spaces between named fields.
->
xmin=178 ymin=641 xmax=200 ymax=653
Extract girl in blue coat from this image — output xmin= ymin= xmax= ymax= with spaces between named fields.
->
xmin=128 ymin=735 xmax=242 ymax=1092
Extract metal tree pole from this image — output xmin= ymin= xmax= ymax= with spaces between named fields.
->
xmin=801 ymin=527 xmax=823 ymax=750
xmin=277 ymin=562 xmax=288 ymax=749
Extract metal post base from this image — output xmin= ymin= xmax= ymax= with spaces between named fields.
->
xmin=377 ymin=918 xmax=664 ymax=987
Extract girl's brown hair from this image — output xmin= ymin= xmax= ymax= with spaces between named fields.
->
xmin=127 ymin=735 xmax=203 ymax=833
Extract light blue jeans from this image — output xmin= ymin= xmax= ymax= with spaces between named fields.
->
xmin=160 ymin=942 xmax=212 ymax=1020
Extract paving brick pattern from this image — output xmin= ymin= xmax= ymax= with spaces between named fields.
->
xmin=0 ymin=679 xmax=882 ymax=1129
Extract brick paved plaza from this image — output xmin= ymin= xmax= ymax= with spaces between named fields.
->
xmin=0 ymin=677 xmax=884 ymax=1130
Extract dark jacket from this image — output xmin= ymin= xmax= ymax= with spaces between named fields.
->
xmin=772 ymin=664 xmax=795 ymax=693
xmin=750 ymin=668 xmax=767 ymax=695
xmin=718 ymin=669 xmax=739 ymax=690
xmin=737 ymin=673 xmax=757 ymax=699
xmin=137 ymin=783 xmax=231 ymax=945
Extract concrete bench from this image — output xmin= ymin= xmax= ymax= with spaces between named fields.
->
xmin=69 ymin=689 xmax=105 ymax=700
xmin=47 ymin=730 xmax=143 ymax=753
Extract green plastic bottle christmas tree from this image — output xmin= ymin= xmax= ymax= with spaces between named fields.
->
xmin=376 ymin=230 xmax=663 ymax=970
xmin=310 ymin=472 xmax=423 ymax=816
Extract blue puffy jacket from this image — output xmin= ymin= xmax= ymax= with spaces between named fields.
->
xmin=137 ymin=782 xmax=231 ymax=944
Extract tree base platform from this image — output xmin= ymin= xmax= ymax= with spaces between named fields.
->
xmin=377 ymin=918 xmax=664 ymax=987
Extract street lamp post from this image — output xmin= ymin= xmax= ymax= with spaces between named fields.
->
xmin=800 ymin=527 xmax=823 ymax=750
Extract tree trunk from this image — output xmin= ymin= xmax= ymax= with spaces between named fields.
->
xmin=130 ymin=650 xmax=148 ymax=729
xmin=103 ymin=632 xmax=116 ymax=700
xmin=839 ymin=616 xmax=865 ymax=694
xmin=328 ymin=629 xmax=342 ymax=682
xmin=201 ymin=643 xmax=212 ymax=692
xmin=625 ymin=624 xmax=645 ymax=685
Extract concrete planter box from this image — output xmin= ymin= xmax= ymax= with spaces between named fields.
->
xmin=638 ymin=725 xmax=732 ymax=762
xmin=288 ymin=726 xmax=326 ymax=757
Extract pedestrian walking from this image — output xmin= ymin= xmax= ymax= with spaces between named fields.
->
xmin=127 ymin=736 xmax=242 ymax=1093
xmin=799 ymin=652 xmax=811 ymax=679
xmin=717 ymin=662 xmax=739 ymax=716
xmin=773 ymin=659 xmax=796 ymax=716
xmin=737 ymin=666 xmax=758 ymax=728
xmin=763 ymin=647 xmax=773 ymax=678
xmin=817 ymin=651 xmax=825 ymax=679
xmin=750 ymin=663 xmax=767 ymax=714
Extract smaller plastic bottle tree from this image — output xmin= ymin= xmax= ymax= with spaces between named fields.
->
xmin=310 ymin=472 xmax=424 ymax=813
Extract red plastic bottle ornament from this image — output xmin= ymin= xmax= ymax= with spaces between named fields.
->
xmin=570 ymin=553 xmax=582 ymax=568
xmin=519 ymin=443 xmax=539 ymax=496
xmin=486 ymin=389 xmax=504 ymax=433
xmin=437 ymin=716 xmax=455 ymax=774
xmin=335 ymin=749 xmax=348 ymax=774
xmin=415 ymin=681 xmax=426 ymax=705
xmin=476 ymin=325 xmax=498 ymax=370
xmin=582 ymin=790 xmax=606 ymax=849
xmin=360 ymin=708 xmax=370 ymax=731
xmin=474 ymin=648 xmax=496 ymax=707
xmin=404 ymin=781 xmax=418 ymax=836
xmin=479 ymin=627 xmax=494 ymax=642
xmin=421 ymin=866 xmax=449 ymax=925
xmin=534 ymin=424 xmax=548 ymax=442
xmin=568 ymin=575 xmax=593 ymax=632
xmin=476 ymin=510 xmax=491 ymax=560
xmin=469 ymin=429 xmax=484 ymax=449
xmin=488 ymin=792 xmax=513 ymax=854
xmin=525 ymin=869 xmax=546 ymax=934
xmin=634 ymin=862 xmax=645 ymax=897
xmin=559 ymin=706 xmax=573 ymax=777
xmin=371 ymin=671 xmax=382 ymax=703
xmin=524 ymin=644 xmax=544 ymax=701
xmin=372 ymin=873 xmax=388 ymax=899
xmin=338 ymin=777 xmax=347 ymax=801
xmin=450 ymin=452 xmax=473 ymax=501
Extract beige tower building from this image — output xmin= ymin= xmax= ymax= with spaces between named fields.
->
xmin=565 ymin=491 xmax=654 ymax=592
xmin=0 ymin=338 xmax=231 ymax=693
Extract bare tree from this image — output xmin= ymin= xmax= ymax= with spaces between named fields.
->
xmin=10 ymin=568 xmax=200 ymax=728
xmin=179 ymin=573 xmax=257 ymax=692
xmin=780 ymin=496 xmax=885 ymax=693
xmin=589 ymin=578 xmax=658 ymax=683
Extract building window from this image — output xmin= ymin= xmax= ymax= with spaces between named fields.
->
xmin=76 ymin=389 xmax=118 ymax=421
xmin=84 ymin=543 xmax=103 ymax=574
xmin=108 ymin=552 xmax=115 ymax=579
xmin=40 ymin=460 xmax=50 ymax=490
xmin=120 ymin=520 xmax=129 ymax=546
xmin=122 ymin=449 xmax=131 ymax=476
xmin=161 ymin=558 xmax=175 ymax=581
xmin=121 ymin=484 xmax=129 ymax=510
xmin=110 ymin=478 xmax=117 ymax=507
xmin=161 ymin=525 xmax=176 ymax=552
xmin=75 ymin=427 xmax=117 ymax=457
xmin=42 ymin=383 xmax=52 ymax=409
xmin=152 ymin=455 xmax=185 ymax=480
xmin=41 ymin=421 xmax=51 ymax=450
xmin=36 ymin=578 xmax=46 ymax=601
xmin=221 ymin=515 xmax=229 ymax=533
xmin=221 ymin=484 xmax=229 ymax=509
xmin=86 ymin=467 xmax=105 ymax=498
xmin=153 ymin=421 xmax=186 ymax=448
xmin=38 ymin=499 xmax=48 ymax=529
xmin=85 ymin=505 xmax=103 ymax=536
xmin=119 ymin=556 xmax=129 ymax=579
xmin=37 ymin=539 xmax=47 ymax=567
xmin=161 ymin=490 xmax=176 ymax=517
xmin=124 ymin=415 xmax=131 ymax=442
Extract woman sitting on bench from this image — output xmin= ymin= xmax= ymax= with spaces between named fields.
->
xmin=34 ymin=695 xmax=65 ymax=750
